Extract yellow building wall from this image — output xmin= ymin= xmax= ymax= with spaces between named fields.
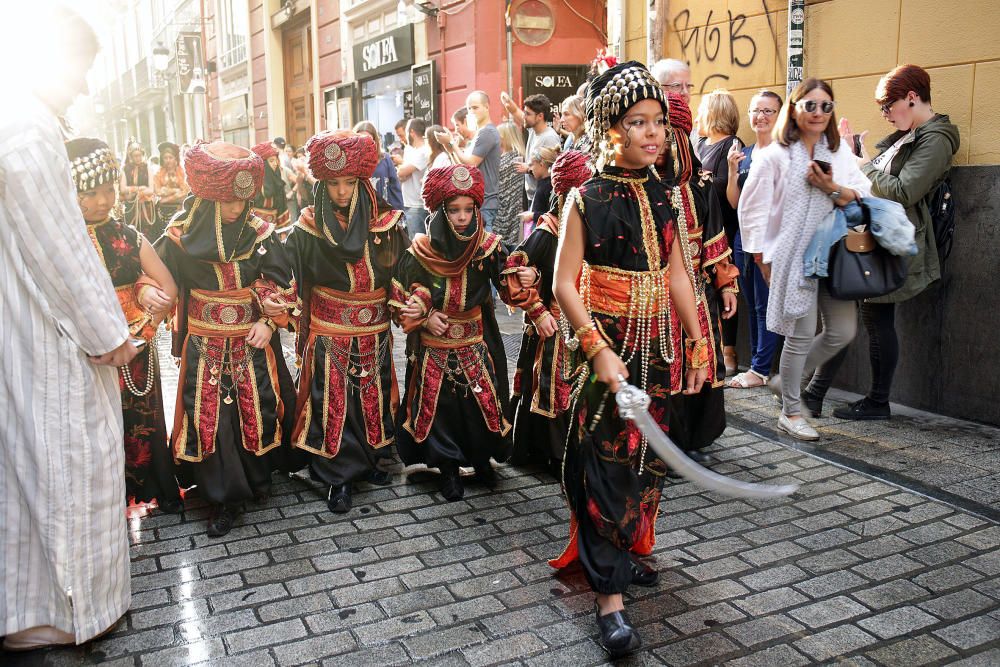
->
xmin=622 ymin=0 xmax=1000 ymax=165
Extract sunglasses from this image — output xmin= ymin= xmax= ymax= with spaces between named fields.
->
xmin=879 ymin=100 xmax=899 ymax=115
xmin=795 ymin=100 xmax=835 ymax=114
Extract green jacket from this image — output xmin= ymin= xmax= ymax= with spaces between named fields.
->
xmin=863 ymin=114 xmax=960 ymax=303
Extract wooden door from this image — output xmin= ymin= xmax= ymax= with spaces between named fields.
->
xmin=282 ymin=21 xmax=313 ymax=149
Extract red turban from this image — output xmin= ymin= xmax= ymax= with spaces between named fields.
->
xmin=183 ymin=141 xmax=264 ymax=202
xmin=305 ymin=130 xmax=378 ymax=180
xmin=667 ymin=92 xmax=693 ymax=135
xmin=251 ymin=141 xmax=278 ymax=160
xmin=550 ymin=150 xmax=592 ymax=197
xmin=421 ymin=165 xmax=485 ymax=211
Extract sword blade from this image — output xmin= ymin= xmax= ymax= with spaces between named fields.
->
xmin=615 ymin=382 xmax=799 ymax=499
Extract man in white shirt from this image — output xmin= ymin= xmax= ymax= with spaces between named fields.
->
xmin=515 ymin=94 xmax=561 ymax=204
xmin=397 ymin=118 xmax=430 ymax=237
xmin=0 ymin=5 xmax=135 ymax=650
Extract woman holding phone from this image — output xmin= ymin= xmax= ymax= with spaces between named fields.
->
xmin=738 ymin=78 xmax=871 ymax=440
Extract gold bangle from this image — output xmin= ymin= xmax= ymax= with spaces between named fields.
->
xmin=685 ymin=337 xmax=711 ymax=370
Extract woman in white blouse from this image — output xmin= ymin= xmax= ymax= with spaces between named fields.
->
xmin=738 ymin=78 xmax=872 ymax=440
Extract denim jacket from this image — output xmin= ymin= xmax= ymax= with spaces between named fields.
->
xmin=804 ymin=198 xmax=917 ymax=278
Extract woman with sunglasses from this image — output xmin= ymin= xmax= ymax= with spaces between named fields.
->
xmin=804 ymin=65 xmax=960 ymax=420
xmin=738 ymin=78 xmax=872 ymax=440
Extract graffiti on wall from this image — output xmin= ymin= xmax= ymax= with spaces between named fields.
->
xmin=671 ymin=1 xmax=779 ymax=93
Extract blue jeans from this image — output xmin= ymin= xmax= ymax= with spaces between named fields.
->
xmin=480 ymin=206 xmax=497 ymax=233
xmin=405 ymin=206 xmax=428 ymax=238
xmin=734 ymin=233 xmax=780 ymax=377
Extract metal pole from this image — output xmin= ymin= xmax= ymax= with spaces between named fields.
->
xmin=786 ymin=0 xmax=805 ymax=97
xmin=505 ymin=0 xmax=514 ymax=94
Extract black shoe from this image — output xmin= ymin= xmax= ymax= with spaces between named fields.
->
xmin=440 ymin=471 xmax=465 ymax=501
xmin=685 ymin=449 xmax=710 ymax=464
xmin=366 ymin=469 xmax=393 ymax=486
xmin=252 ymin=491 xmax=270 ymax=505
xmin=801 ymin=389 xmax=824 ymax=418
xmin=833 ymin=397 xmax=891 ymax=421
xmin=629 ymin=558 xmax=659 ymax=587
xmin=327 ymin=484 xmax=352 ymax=513
xmin=473 ymin=464 xmax=497 ymax=487
xmin=206 ymin=504 xmax=237 ymax=537
xmin=595 ymin=608 xmax=641 ymax=658
xmin=157 ymin=497 xmax=184 ymax=514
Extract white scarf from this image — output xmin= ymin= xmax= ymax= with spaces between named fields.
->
xmin=766 ymin=138 xmax=835 ymax=336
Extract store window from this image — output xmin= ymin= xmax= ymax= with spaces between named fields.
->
xmin=360 ymin=70 xmax=412 ymax=137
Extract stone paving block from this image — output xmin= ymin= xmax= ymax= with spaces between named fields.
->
xmin=897 ymin=521 xmax=962 ymax=545
xmin=917 ymin=589 xmax=997 ymax=620
xmin=287 ymin=522 xmax=354 ymax=543
xmin=304 ymin=602 xmax=385 ymax=634
xmin=271 ymin=631 xmax=356 ymax=666
xmin=268 ymin=538 xmax=338 ymax=563
xmin=462 ymin=631 xmax=548 ymax=666
xmin=683 ymin=536 xmax=752 ymax=560
xmin=258 ymin=591 xmax=333 ymax=623
xmin=130 ymin=589 xmax=170 ymax=610
xmin=395 ymin=517 xmax=460 ymax=538
xmin=851 ymin=553 xmax=923 ymax=580
xmin=792 ymin=624 xmax=878 ymax=661
xmin=663 ymin=601 xmax=746 ymax=634
xmin=283 ymin=567 xmax=360 ymax=597
xmin=522 ymin=639 xmax=607 ymax=667
xmin=909 ymin=540 xmax=975 ymax=566
xmin=840 ymin=481 xmax=895 ymax=501
xmin=351 ymin=512 xmax=416 ymax=532
xmin=92 ymin=626 xmax=176 ymax=659
xmin=452 ymin=506 xmax=516 ymax=527
xmin=138 ymin=638 xmax=227 ymax=667
xmin=933 ymin=615 xmax=1000 ymax=650
xmin=742 ymin=523 xmax=808 ymax=546
xmin=688 ymin=517 xmax=758 ymax=540
xmin=864 ymin=634 xmax=959 ymax=666
xmin=400 ymin=562 xmax=471 ymax=589
xmin=945 ymin=513 xmax=989 ymax=530
xmin=850 ymin=579 xmax=930 ymax=610
xmin=722 ymin=613 xmax=806 ymax=648
xmin=857 ymin=605 xmax=939 ymax=639
xmin=334 ymin=527 xmax=401 ymax=550
xmin=428 ymin=594 xmax=506 ymax=626
xmin=743 ymin=505 xmax=806 ymax=527
xmin=652 ymin=632 xmax=739 ymax=666
xmin=130 ymin=599 xmax=209 ymax=630
xmin=794 ymin=527 xmax=859 ymax=551
xmin=948 ymin=648 xmax=1000 ymax=666
xmin=674 ymin=579 xmax=749 ymax=605
xmin=131 ymin=566 xmax=202 ymax=594
xmin=418 ymin=543 xmax=490 ymax=568
xmin=353 ymin=610 xmax=437 ymax=646
xmin=738 ymin=564 xmax=808 ymax=592
xmin=479 ymin=604 xmax=561 ymax=638
xmin=311 ymin=546 xmax=381 ymax=572
xmin=210 ymin=582 xmax=289 ymax=613
xmin=496 ymin=578 xmax=574 ymax=609
xmin=191 ymin=526 xmax=262 ymax=549
xmin=787 ymin=595 xmax=870 ymax=628
xmin=353 ymin=554 xmax=424 ymax=581
xmin=797 ymin=548 xmax=862 ymax=575
xmin=696 ymin=500 xmax=755 ymax=520
xmin=973 ymin=577 xmax=1000 ymax=600
xmin=734 ymin=586 xmax=809 ymax=616
xmin=225 ymin=532 xmax=293 ymax=556
xmin=403 ymin=623 xmax=487 ymax=660
xmin=199 ymin=552 xmax=270 ymax=579
xmin=965 ymin=550 xmax=1000 ymax=576
xmin=464 ymin=550 xmax=534 ymax=577
xmin=793 ymin=570 xmax=868 ymax=599
xmin=331 ymin=576 xmax=406 ymax=607
xmin=447 ymin=570 xmax=521 ymax=600
xmin=194 ymin=649 xmax=277 ymax=667
xmin=244 ymin=558 xmax=317 ymax=586
xmin=847 ymin=535 xmax=912 ymax=559
xmin=380 ymin=586 xmax=456 ymax=617
xmin=681 ymin=556 xmax=752 ymax=582
xmin=914 ymin=564 xmax=983 ymax=593
xmin=178 ymin=609 xmax=260 ymax=643
xmin=372 ymin=534 xmax=442 ymax=560
xmin=533 ymin=617 xmax=594 ymax=648
xmin=740 ymin=541 xmax=809 ymax=567
xmin=224 ymin=618 xmax=307 ymax=655
xmin=724 ymin=643 xmax=811 ymax=667
xmin=896 ymin=502 xmax=952 ymax=524
xmin=796 ymin=494 xmax=852 ymax=514
xmin=791 ymin=510 xmax=851 ymax=532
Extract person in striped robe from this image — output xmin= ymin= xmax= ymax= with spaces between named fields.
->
xmin=0 ymin=6 xmax=136 ymax=650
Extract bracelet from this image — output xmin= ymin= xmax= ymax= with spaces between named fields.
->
xmin=721 ymin=285 xmax=740 ymax=296
xmin=685 ymin=337 xmax=711 ymax=370
xmin=575 ymin=321 xmax=609 ymax=361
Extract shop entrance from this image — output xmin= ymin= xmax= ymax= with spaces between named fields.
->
xmin=282 ymin=19 xmax=314 ymax=149
xmin=360 ymin=69 xmax=412 ymax=140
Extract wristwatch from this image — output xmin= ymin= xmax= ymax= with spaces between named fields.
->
xmin=828 ymin=189 xmax=842 ymax=201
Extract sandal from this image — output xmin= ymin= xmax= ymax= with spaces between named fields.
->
xmin=726 ymin=370 xmax=767 ymax=389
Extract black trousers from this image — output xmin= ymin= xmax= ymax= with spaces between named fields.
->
xmin=808 ymin=302 xmax=898 ymax=404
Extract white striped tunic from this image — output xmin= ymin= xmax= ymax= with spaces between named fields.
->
xmin=0 ymin=94 xmax=131 ymax=643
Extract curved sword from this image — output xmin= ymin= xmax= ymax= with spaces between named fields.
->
xmin=615 ymin=379 xmax=799 ymax=499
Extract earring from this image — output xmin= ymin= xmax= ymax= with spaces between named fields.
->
xmin=909 ymin=101 xmax=915 ymax=107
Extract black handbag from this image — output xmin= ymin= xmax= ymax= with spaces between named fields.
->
xmin=827 ymin=202 xmax=907 ymax=300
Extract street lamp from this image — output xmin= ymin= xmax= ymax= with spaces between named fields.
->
xmin=152 ymin=42 xmax=170 ymax=76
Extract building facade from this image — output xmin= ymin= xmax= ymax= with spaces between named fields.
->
xmin=201 ymin=0 xmax=607 ymax=149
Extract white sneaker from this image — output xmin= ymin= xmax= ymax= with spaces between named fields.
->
xmin=778 ymin=413 xmax=820 ymax=441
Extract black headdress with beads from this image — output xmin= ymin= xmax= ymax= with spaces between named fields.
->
xmin=585 ymin=60 xmax=668 ymax=162
xmin=65 ymin=137 xmax=120 ymax=193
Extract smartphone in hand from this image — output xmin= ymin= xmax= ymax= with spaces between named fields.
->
xmin=813 ymin=160 xmax=832 ymax=174
xmin=852 ymin=135 xmax=863 ymax=157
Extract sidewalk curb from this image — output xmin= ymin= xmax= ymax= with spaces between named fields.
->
xmin=727 ymin=413 xmax=1000 ymax=524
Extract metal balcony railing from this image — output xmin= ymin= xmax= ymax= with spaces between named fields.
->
xmin=220 ymin=35 xmax=247 ymax=71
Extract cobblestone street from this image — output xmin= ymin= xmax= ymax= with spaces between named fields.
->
xmin=5 ymin=309 xmax=999 ymax=666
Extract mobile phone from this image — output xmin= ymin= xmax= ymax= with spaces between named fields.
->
xmin=852 ymin=135 xmax=863 ymax=157
xmin=814 ymin=160 xmax=832 ymax=174
xmin=129 ymin=337 xmax=148 ymax=350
